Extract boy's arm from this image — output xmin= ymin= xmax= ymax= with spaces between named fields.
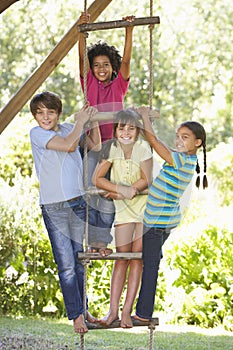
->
xmin=47 ymin=107 xmax=95 ymax=153
xmin=120 ymin=16 xmax=135 ymax=81
xmin=137 ymin=106 xmax=173 ymax=165
xmin=86 ymin=121 xmax=101 ymax=152
xmin=78 ymin=12 xmax=90 ymax=78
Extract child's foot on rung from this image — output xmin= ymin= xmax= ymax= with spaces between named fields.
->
xmin=120 ymin=311 xmax=133 ymax=328
xmin=86 ymin=310 xmax=98 ymax=323
xmin=132 ymin=314 xmax=150 ymax=322
xmin=99 ymin=311 xmax=119 ymax=326
xmin=98 ymin=247 xmax=113 ymax=257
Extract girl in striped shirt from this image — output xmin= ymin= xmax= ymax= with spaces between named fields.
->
xmin=134 ymin=106 xmax=208 ymax=322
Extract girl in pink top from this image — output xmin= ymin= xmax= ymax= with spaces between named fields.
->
xmin=78 ymin=13 xmax=135 ymax=255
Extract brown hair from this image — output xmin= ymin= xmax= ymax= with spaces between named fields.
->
xmin=30 ymin=91 xmax=62 ymax=117
xmin=113 ymin=108 xmax=141 ymax=138
xmin=179 ymin=121 xmax=208 ymax=189
xmin=99 ymin=109 xmax=142 ymax=161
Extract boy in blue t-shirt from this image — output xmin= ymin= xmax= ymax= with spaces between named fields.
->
xmin=30 ymin=91 xmax=100 ymax=334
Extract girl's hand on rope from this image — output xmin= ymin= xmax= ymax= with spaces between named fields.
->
xmin=79 ymin=12 xmax=90 ymax=25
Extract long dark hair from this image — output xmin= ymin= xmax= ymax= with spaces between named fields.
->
xmin=180 ymin=121 xmax=208 ymax=189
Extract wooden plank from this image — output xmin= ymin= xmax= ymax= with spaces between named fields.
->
xmin=78 ymin=252 xmax=142 ymax=260
xmin=69 ymin=108 xmax=160 ymax=123
xmin=78 ymin=16 xmax=160 ymax=32
xmin=0 ymin=0 xmax=19 ymax=14
xmin=0 ymin=0 xmax=113 ymax=134
xmin=86 ymin=317 xmax=159 ymax=329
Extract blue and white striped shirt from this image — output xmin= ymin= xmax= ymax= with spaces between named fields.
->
xmin=143 ymin=152 xmax=197 ymax=228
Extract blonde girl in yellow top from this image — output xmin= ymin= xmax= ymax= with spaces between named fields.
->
xmin=92 ymin=109 xmax=153 ymax=328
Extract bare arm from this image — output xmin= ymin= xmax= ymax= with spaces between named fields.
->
xmin=137 ymin=106 xmax=173 ymax=165
xmin=120 ymin=16 xmax=135 ymax=81
xmin=47 ymin=106 xmax=97 ymax=152
xmin=92 ymin=160 xmax=138 ymax=200
xmin=78 ymin=12 xmax=90 ymax=78
xmin=92 ymin=160 xmax=116 ymax=192
xmin=131 ymin=157 xmax=153 ymax=192
xmin=74 ymin=105 xmax=101 ymax=151
xmin=86 ymin=121 xmax=101 ymax=152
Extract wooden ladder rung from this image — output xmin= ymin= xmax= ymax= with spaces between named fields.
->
xmin=69 ymin=109 xmax=160 ymax=124
xmin=78 ymin=16 xmax=160 ymax=33
xmin=86 ymin=317 xmax=159 ymax=329
xmin=78 ymin=252 xmax=142 ymax=260
xmin=90 ymin=109 xmax=159 ymax=121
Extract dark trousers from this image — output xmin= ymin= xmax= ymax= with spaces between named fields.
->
xmin=136 ymin=226 xmax=173 ymax=319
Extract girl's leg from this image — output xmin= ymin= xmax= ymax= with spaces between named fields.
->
xmin=121 ymin=223 xmax=143 ymax=328
xmin=100 ymin=223 xmax=135 ymax=325
xmin=135 ymin=227 xmax=170 ymax=320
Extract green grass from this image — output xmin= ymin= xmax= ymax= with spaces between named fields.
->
xmin=0 ymin=316 xmax=233 ymax=350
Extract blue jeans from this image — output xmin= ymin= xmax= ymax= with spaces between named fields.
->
xmin=136 ymin=226 xmax=173 ymax=319
xmin=88 ymin=196 xmax=114 ymax=246
xmin=41 ymin=197 xmax=86 ymax=320
xmin=83 ymin=150 xmax=114 ymax=246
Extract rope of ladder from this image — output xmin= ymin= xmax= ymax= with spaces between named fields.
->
xmin=78 ymin=1 xmax=156 ymax=349
xmin=80 ymin=2 xmax=88 ymax=349
xmin=149 ymin=0 xmax=154 ymax=110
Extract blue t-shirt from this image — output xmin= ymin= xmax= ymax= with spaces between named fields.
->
xmin=30 ymin=123 xmax=85 ymax=205
xmin=143 ymin=152 xmax=197 ymax=228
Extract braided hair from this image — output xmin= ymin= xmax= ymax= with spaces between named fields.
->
xmin=179 ymin=121 xmax=208 ymax=189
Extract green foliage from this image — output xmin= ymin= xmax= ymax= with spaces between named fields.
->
xmin=208 ymin=142 xmax=233 ymax=206
xmin=165 ymin=225 xmax=233 ymax=330
xmin=0 ymin=114 xmax=34 ymax=186
xmin=86 ymin=260 xmax=113 ymax=318
xmin=0 ymin=175 xmax=64 ymax=317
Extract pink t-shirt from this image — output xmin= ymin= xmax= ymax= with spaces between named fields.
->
xmin=80 ymin=70 xmax=129 ymax=142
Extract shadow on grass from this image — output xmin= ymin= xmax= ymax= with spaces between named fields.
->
xmin=0 ymin=316 xmax=232 ymax=350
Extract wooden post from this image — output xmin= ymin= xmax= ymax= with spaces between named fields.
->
xmin=0 ymin=0 xmax=113 ymax=134
xmin=0 ymin=0 xmax=19 ymax=14
xmin=78 ymin=16 xmax=160 ymax=32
